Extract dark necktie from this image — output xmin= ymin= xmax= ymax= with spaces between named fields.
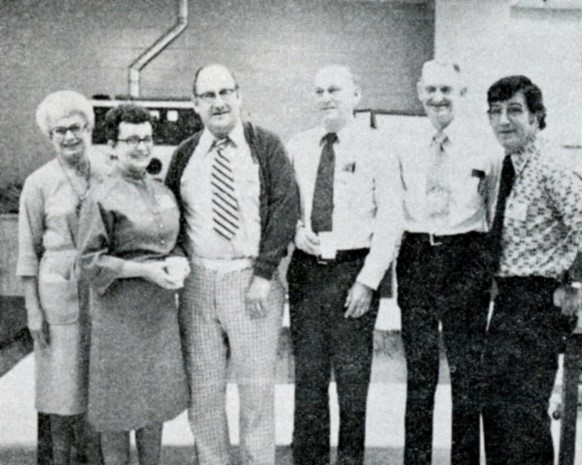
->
xmin=210 ymin=138 xmax=239 ymax=240
xmin=311 ymin=133 xmax=338 ymax=233
xmin=489 ymin=154 xmax=516 ymax=271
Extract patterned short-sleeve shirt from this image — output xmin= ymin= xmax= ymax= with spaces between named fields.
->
xmin=498 ymin=140 xmax=582 ymax=278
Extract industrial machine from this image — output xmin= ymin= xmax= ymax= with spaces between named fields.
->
xmin=91 ymin=96 xmax=202 ymax=181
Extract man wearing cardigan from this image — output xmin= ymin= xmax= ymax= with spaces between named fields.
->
xmin=166 ymin=64 xmax=298 ymax=465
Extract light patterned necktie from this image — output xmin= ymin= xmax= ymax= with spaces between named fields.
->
xmin=426 ymin=132 xmax=450 ymax=217
xmin=210 ymin=138 xmax=239 ymax=240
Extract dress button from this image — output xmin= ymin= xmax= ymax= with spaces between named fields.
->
xmin=159 ymin=223 xmax=164 ymax=229
xmin=160 ymin=239 xmax=165 ymax=245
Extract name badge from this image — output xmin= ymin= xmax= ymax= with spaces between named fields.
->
xmin=506 ymin=201 xmax=528 ymax=222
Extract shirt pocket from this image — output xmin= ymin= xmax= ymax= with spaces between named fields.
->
xmin=38 ymin=273 xmax=80 ymax=325
xmin=454 ymin=169 xmax=485 ymax=210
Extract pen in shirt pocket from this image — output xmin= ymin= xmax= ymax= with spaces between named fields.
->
xmin=343 ymin=162 xmax=356 ymax=173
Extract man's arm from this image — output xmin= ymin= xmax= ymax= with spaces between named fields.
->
xmin=345 ymin=150 xmax=403 ymax=318
xmin=254 ymin=129 xmax=300 ymax=280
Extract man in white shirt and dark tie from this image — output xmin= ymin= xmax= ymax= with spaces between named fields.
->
xmin=286 ymin=64 xmax=402 ymax=465
xmin=165 ymin=64 xmax=299 ymax=465
xmin=396 ymin=60 xmax=501 ymax=465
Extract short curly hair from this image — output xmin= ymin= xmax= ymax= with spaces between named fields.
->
xmin=104 ymin=103 xmax=153 ymax=142
xmin=487 ymin=75 xmax=546 ymax=130
xmin=35 ymin=90 xmax=94 ymax=137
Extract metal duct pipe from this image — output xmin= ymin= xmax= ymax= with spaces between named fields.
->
xmin=128 ymin=0 xmax=188 ymax=97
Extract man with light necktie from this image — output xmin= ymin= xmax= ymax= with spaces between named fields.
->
xmin=286 ymin=64 xmax=402 ymax=465
xmin=395 ymin=60 xmax=501 ymax=465
xmin=165 ymin=64 xmax=299 ymax=465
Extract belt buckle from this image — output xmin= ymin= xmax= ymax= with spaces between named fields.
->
xmin=429 ymin=234 xmax=443 ymax=247
xmin=317 ymin=256 xmax=331 ymax=265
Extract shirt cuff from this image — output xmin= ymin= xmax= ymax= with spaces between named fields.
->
xmin=16 ymin=257 xmax=39 ymax=277
xmin=356 ymin=265 xmax=384 ymax=291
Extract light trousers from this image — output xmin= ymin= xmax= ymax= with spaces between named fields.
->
xmin=179 ymin=263 xmax=285 ymax=465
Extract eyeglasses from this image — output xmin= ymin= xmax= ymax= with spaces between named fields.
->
xmin=487 ymin=107 xmax=525 ymax=119
xmin=50 ymin=124 xmax=87 ymax=138
xmin=195 ymin=87 xmax=238 ymax=104
xmin=117 ymin=136 xmax=154 ymax=146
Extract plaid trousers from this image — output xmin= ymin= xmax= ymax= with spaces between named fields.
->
xmin=179 ymin=262 xmax=285 ymax=465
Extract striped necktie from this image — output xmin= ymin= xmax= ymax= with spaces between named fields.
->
xmin=210 ymin=138 xmax=239 ymax=240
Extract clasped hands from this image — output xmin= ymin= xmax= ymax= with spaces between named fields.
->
xmin=145 ymin=256 xmax=191 ymax=290
xmin=295 ymin=225 xmax=373 ymax=319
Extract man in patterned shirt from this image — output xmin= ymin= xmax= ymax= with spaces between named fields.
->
xmin=482 ymin=75 xmax=582 ymax=465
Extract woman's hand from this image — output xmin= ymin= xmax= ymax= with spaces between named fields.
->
xmin=28 ymin=309 xmax=49 ymax=348
xmin=23 ymin=277 xmax=49 ymax=348
xmin=164 ymin=256 xmax=191 ymax=282
xmin=143 ymin=262 xmax=184 ymax=290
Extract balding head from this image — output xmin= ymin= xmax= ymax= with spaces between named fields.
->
xmin=192 ymin=64 xmax=242 ymax=138
xmin=314 ymin=64 xmax=361 ymax=132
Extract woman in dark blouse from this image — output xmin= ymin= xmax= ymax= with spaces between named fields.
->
xmin=78 ymin=104 xmax=189 ymax=465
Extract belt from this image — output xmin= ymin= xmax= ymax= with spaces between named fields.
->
xmin=404 ymin=231 xmax=486 ymax=247
xmin=496 ymin=275 xmax=560 ymax=289
xmin=190 ymin=256 xmax=255 ymax=272
xmin=295 ymin=248 xmax=369 ymax=266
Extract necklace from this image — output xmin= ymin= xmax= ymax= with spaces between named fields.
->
xmin=57 ymin=157 xmax=91 ymax=217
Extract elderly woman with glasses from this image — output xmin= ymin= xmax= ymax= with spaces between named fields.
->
xmin=78 ymin=104 xmax=189 ymax=465
xmin=16 ymin=90 xmax=103 ymax=465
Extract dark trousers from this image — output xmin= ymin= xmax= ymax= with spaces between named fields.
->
xmin=287 ymin=250 xmax=379 ymax=465
xmin=396 ymin=232 xmax=491 ymax=465
xmin=482 ymin=276 xmax=574 ymax=465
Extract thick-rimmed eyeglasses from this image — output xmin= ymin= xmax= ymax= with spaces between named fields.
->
xmin=195 ymin=87 xmax=238 ymax=104
xmin=117 ymin=136 xmax=154 ymax=147
xmin=487 ymin=106 xmax=525 ymax=119
xmin=50 ymin=124 xmax=87 ymax=138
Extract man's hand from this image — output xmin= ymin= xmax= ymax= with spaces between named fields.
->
xmin=246 ymin=275 xmax=272 ymax=319
xmin=344 ymin=281 xmax=373 ymax=319
xmin=295 ymin=225 xmax=320 ymax=256
xmin=28 ymin=310 xmax=49 ymax=349
xmin=555 ymin=285 xmax=582 ymax=317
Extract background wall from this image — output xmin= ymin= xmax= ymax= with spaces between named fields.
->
xmin=434 ymin=0 xmax=581 ymax=150
xmin=0 ymin=0 xmax=435 ymax=185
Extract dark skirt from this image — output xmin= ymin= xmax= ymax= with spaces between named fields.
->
xmin=88 ymin=278 xmax=188 ymax=431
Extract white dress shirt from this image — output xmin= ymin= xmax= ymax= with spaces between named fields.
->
xmin=397 ymin=119 xmax=501 ymax=235
xmin=287 ymin=117 xmax=402 ymax=290
xmin=180 ymin=122 xmax=260 ymax=259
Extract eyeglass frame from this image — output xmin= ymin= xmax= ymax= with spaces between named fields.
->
xmin=194 ymin=86 xmax=239 ymax=104
xmin=486 ymin=105 xmax=527 ymax=120
xmin=50 ymin=123 xmax=88 ymax=139
xmin=116 ymin=135 xmax=155 ymax=147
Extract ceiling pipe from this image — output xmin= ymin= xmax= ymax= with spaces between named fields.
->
xmin=128 ymin=0 xmax=188 ymax=97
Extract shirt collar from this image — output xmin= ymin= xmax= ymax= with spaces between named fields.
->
xmin=319 ymin=116 xmax=359 ymax=146
xmin=199 ymin=121 xmax=246 ymax=155
xmin=508 ymin=134 xmax=539 ymax=174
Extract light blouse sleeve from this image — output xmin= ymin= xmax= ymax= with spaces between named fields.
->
xmin=78 ymin=186 xmax=126 ymax=295
xmin=16 ymin=175 xmax=45 ymax=277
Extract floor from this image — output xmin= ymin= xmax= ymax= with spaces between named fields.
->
xmin=1 ymin=299 xmax=581 ymax=464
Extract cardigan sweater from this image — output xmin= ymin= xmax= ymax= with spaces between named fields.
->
xmin=165 ymin=122 xmax=299 ymax=280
